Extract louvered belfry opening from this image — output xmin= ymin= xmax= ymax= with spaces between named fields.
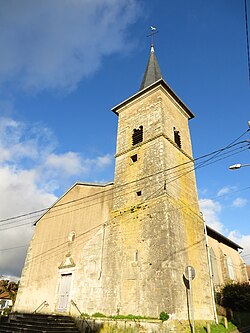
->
xmin=174 ymin=128 xmax=181 ymax=148
xmin=132 ymin=126 xmax=143 ymax=145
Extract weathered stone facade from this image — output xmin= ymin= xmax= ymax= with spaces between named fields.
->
xmin=14 ymin=47 xmax=223 ymax=321
xmin=207 ymin=228 xmax=248 ymax=289
xmin=14 ymin=183 xmax=114 ymax=314
xmin=101 ymin=83 xmax=214 ymax=320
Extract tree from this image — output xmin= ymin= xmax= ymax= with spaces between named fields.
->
xmin=220 ymin=282 xmax=250 ymax=311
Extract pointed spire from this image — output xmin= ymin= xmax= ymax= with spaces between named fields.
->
xmin=139 ymin=45 xmax=162 ymax=91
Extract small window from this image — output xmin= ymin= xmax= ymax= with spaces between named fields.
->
xmin=131 ymin=154 xmax=138 ymax=163
xmin=136 ymin=191 xmax=142 ymax=196
xmin=173 ymin=127 xmax=181 ymax=148
xmin=135 ymin=250 xmax=138 ymax=261
xmin=132 ymin=126 xmax=143 ymax=145
xmin=68 ymin=231 xmax=76 ymax=242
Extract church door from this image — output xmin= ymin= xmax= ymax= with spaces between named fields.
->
xmin=57 ymin=273 xmax=72 ymax=312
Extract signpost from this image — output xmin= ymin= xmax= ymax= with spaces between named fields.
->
xmin=185 ymin=266 xmax=195 ymax=333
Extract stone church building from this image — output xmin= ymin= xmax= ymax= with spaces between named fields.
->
xmin=14 ymin=46 xmax=247 ymax=321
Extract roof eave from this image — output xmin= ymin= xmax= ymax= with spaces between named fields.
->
xmin=33 ymin=181 xmax=114 ymax=226
xmin=112 ymin=79 xmax=195 ymax=119
xmin=206 ymin=225 xmax=243 ymax=250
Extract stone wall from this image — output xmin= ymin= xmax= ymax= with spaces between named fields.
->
xmin=14 ymin=183 xmax=113 ymax=314
xmin=208 ymin=236 xmax=248 ymax=287
xmin=106 ymin=84 xmax=214 ymax=320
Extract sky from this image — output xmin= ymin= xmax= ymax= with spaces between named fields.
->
xmin=0 ymin=0 xmax=250 ymax=279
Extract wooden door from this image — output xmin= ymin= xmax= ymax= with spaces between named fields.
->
xmin=57 ymin=273 xmax=72 ymax=312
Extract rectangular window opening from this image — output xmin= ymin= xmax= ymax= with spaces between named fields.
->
xmin=131 ymin=154 xmax=138 ymax=163
xmin=136 ymin=191 xmax=142 ymax=196
xmin=173 ymin=127 xmax=182 ymax=149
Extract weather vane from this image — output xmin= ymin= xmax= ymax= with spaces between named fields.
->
xmin=147 ymin=26 xmax=159 ymax=47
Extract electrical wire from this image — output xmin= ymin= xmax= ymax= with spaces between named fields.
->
xmin=0 ymin=183 xmax=249 ymax=252
xmin=0 ymin=139 xmax=249 ymax=227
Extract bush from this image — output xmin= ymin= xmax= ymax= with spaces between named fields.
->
xmin=220 ymin=282 xmax=250 ymax=311
xmin=2 ymin=308 xmax=11 ymax=316
xmin=92 ymin=312 xmax=106 ymax=318
xmin=110 ymin=314 xmax=154 ymax=320
xmin=159 ymin=311 xmax=169 ymax=321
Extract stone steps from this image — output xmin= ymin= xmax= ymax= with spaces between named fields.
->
xmin=0 ymin=313 xmax=80 ymax=333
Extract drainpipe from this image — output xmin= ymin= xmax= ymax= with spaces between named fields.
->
xmin=203 ymin=216 xmax=218 ymax=324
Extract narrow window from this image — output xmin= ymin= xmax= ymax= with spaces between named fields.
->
xmin=227 ymin=256 xmax=235 ymax=281
xmin=136 ymin=191 xmax=142 ymax=196
xmin=209 ymin=248 xmax=220 ymax=286
xmin=173 ymin=127 xmax=181 ymax=148
xmin=135 ymin=250 xmax=138 ymax=261
xmin=68 ymin=231 xmax=76 ymax=242
xmin=132 ymin=126 xmax=143 ymax=145
xmin=131 ymin=154 xmax=138 ymax=163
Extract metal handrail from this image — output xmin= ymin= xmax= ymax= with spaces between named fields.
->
xmin=70 ymin=300 xmax=92 ymax=330
xmin=33 ymin=300 xmax=49 ymax=314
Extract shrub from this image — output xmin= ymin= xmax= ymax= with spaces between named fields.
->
xmin=110 ymin=314 xmax=153 ymax=320
xmin=220 ymin=282 xmax=250 ymax=311
xmin=92 ymin=312 xmax=106 ymax=318
xmin=159 ymin=311 xmax=169 ymax=321
xmin=2 ymin=308 xmax=10 ymax=316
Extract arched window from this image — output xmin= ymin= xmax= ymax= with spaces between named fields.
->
xmin=68 ymin=231 xmax=76 ymax=242
xmin=227 ymin=256 xmax=235 ymax=281
xmin=209 ymin=248 xmax=220 ymax=286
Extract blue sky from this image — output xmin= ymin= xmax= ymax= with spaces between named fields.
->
xmin=0 ymin=0 xmax=249 ymax=278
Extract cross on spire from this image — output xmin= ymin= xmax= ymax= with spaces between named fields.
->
xmin=140 ymin=27 xmax=162 ymax=91
xmin=147 ymin=26 xmax=159 ymax=48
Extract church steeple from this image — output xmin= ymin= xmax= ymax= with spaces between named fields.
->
xmin=139 ymin=45 xmax=162 ymax=91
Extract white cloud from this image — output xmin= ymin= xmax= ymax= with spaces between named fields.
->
xmin=217 ymin=186 xmax=236 ymax=197
xmin=227 ymin=230 xmax=250 ymax=265
xmin=232 ymin=197 xmax=248 ymax=208
xmin=0 ymin=116 xmax=113 ymax=276
xmin=46 ymin=152 xmax=88 ymax=176
xmin=0 ymin=0 xmax=140 ymax=92
xmin=0 ymin=166 xmax=56 ymax=218
xmin=200 ymin=196 xmax=250 ymax=265
xmin=0 ymin=117 xmax=56 ymax=164
xmin=95 ymin=154 xmax=113 ymax=168
xmin=0 ymin=166 xmax=57 ymax=277
xmin=199 ymin=198 xmax=225 ymax=233
xmin=45 ymin=152 xmax=113 ymax=176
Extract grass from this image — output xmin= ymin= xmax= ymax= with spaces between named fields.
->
xmin=110 ymin=314 xmax=156 ymax=320
xmin=195 ymin=320 xmax=237 ymax=333
xmin=84 ymin=312 xmax=157 ymax=320
xmin=80 ymin=312 xmax=243 ymax=333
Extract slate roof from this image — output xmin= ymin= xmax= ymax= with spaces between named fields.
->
xmin=206 ymin=225 xmax=243 ymax=251
xmin=140 ymin=46 xmax=162 ymax=91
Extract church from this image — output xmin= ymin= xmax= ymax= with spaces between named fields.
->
xmin=14 ymin=44 xmax=247 ymax=321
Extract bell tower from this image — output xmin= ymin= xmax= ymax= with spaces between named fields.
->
xmin=103 ymin=45 xmax=214 ymax=320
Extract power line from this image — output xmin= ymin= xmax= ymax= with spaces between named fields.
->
xmin=0 ymin=138 xmax=249 ymax=227
xmin=194 ymin=128 xmax=250 ymax=170
xmin=0 ymin=143 xmax=248 ymax=232
xmin=0 ymin=182 xmax=249 ymax=253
